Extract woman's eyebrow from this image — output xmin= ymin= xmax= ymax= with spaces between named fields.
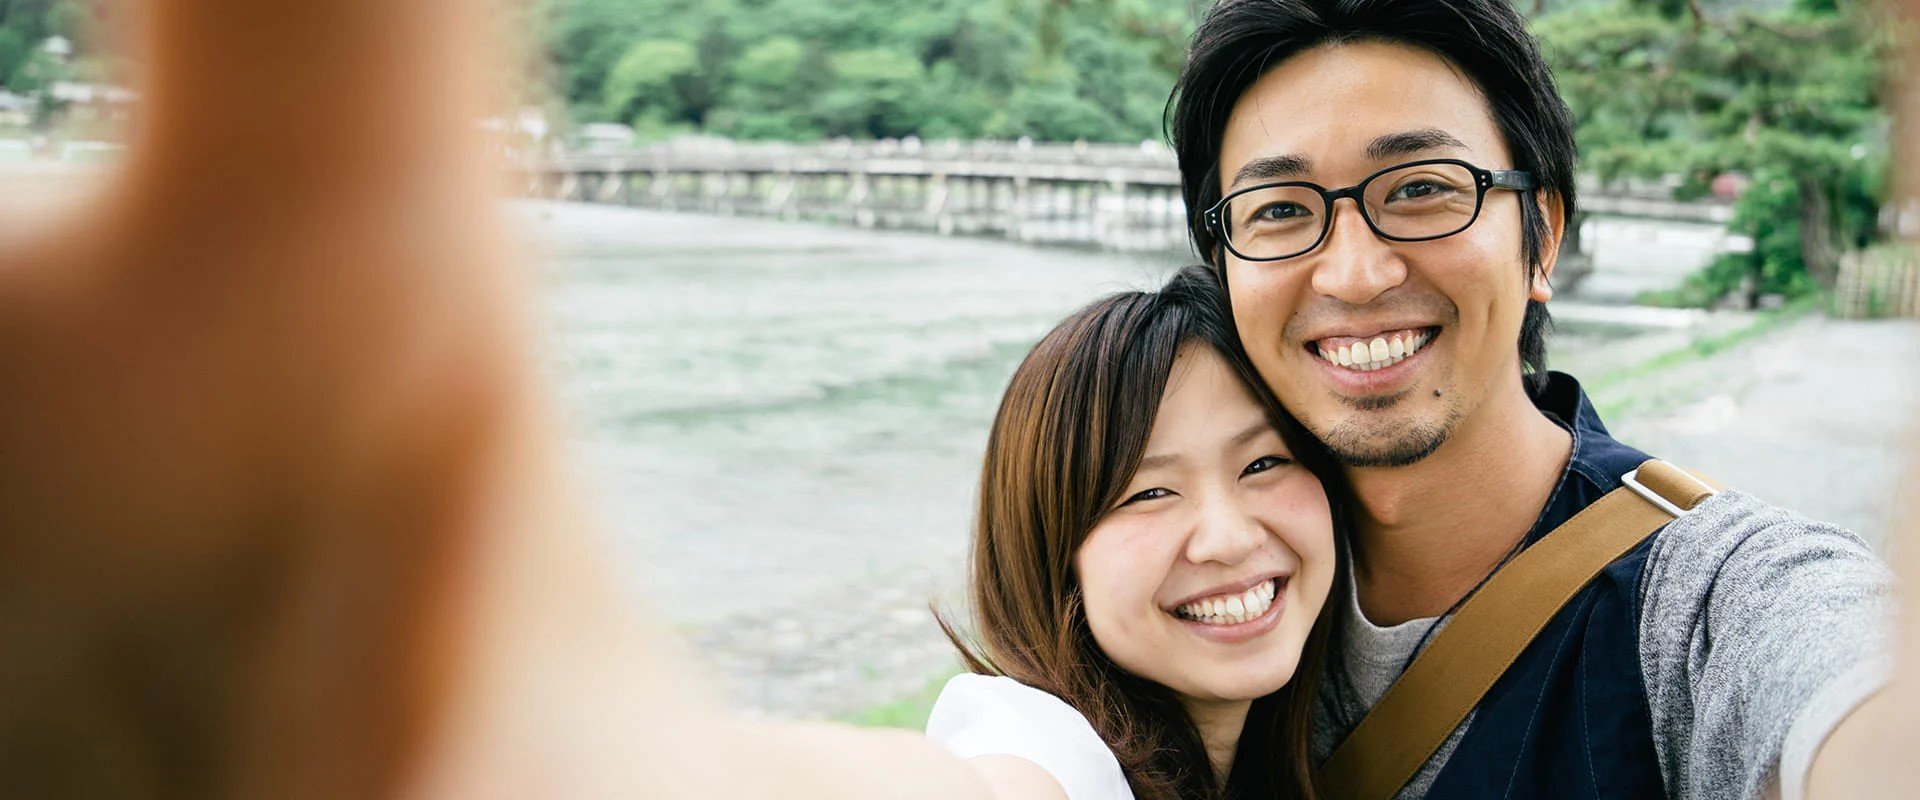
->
xmin=1137 ymin=452 xmax=1183 ymax=472
xmin=1232 ymin=419 xmax=1274 ymax=447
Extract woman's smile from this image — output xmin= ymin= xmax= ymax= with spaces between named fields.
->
xmin=1172 ymin=577 xmax=1290 ymax=644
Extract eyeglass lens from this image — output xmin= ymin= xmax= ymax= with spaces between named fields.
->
xmin=1223 ymin=162 xmax=1481 ymax=260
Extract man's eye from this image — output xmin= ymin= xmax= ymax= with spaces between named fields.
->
xmin=1120 ymin=487 xmax=1173 ymax=506
xmin=1256 ymin=202 xmax=1312 ymax=221
xmin=1388 ymin=180 xmax=1450 ymax=202
xmin=1242 ymin=455 xmax=1292 ymax=476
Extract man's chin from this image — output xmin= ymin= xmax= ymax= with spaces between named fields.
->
xmin=1318 ymin=419 xmax=1450 ymax=468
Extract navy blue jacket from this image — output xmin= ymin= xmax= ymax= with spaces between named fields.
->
xmin=1424 ymin=372 xmax=1665 ymax=798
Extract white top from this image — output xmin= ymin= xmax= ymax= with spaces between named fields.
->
xmin=924 ymin=673 xmax=1134 ymax=800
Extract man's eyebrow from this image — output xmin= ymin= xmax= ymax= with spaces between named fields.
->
xmin=1230 ymin=153 xmax=1312 ymax=188
xmin=1365 ymin=128 xmax=1469 ymax=162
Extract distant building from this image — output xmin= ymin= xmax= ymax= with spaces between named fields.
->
xmin=41 ymin=36 xmax=72 ymax=62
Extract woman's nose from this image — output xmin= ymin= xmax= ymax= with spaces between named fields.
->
xmin=1183 ymin=495 xmax=1266 ymax=566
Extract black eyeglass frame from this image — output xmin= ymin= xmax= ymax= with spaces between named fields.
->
xmin=1202 ymin=158 xmax=1538 ymax=263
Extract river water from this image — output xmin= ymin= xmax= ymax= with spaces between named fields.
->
xmin=517 ymin=199 xmax=1699 ymax=632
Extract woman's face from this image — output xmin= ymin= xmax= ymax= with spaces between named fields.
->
xmin=1075 ymin=344 xmax=1335 ymax=704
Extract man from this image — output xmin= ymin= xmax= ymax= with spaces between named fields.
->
xmin=1167 ymin=1 xmax=1902 ymax=797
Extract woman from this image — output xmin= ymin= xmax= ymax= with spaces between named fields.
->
xmin=929 ymin=266 xmax=1350 ymax=800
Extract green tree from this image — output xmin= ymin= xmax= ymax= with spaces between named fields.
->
xmin=713 ymin=36 xmax=826 ymax=139
xmin=817 ymin=48 xmax=926 ymax=138
xmin=601 ymin=39 xmax=700 ymax=130
xmin=1537 ymin=0 xmax=1892 ymax=301
xmin=545 ymin=0 xmax=1196 ymax=142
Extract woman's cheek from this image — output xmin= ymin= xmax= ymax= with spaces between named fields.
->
xmin=1077 ymin=517 xmax=1172 ymax=643
xmin=1251 ymin=475 xmax=1333 ymax=552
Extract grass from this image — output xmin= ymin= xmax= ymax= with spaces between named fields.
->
xmin=1586 ymin=294 xmax=1823 ymax=420
xmin=836 ymin=667 xmax=962 ymax=730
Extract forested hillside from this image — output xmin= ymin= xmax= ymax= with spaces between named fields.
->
xmin=548 ymin=0 xmax=1197 ymax=142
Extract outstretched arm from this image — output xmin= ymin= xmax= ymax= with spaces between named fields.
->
xmin=1806 ymin=7 xmax=1920 ymax=796
xmin=0 ymin=2 xmax=988 ymax=798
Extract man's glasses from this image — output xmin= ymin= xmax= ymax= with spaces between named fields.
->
xmin=1203 ymin=158 xmax=1537 ymax=262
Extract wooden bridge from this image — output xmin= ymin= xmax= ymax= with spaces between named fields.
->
xmin=520 ymin=139 xmax=1736 ymax=287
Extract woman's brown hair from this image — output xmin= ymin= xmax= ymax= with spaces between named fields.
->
xmin=940 ymin=265 xmax=1351 ymax=799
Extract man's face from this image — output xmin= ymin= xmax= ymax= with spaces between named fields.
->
xmin=1217 ymin=40 xmax=1555 ymax=468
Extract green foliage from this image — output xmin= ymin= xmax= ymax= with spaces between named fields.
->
xmin=816 ymin=48 xmax=927 ymax=138
xmin=0 ymin=1 xmax=71 ymax=92
xmin=1536 ymin=1 xmax=1894 ymax=304
xmin=547 ymin=0 xmax=1195 ymax=142
xmin=602 ymin=39 xmax=699 ymax=127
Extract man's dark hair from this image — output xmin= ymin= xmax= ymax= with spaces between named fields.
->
xmin=1167 ymin=0 xmax=1574 ymax=390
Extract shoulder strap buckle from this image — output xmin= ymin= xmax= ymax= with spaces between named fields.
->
xmin=1621 ymin=460 xmax=1720 ymax=519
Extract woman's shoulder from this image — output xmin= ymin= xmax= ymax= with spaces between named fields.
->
xmin=925 ymin=673 xmax=1133 ymax=800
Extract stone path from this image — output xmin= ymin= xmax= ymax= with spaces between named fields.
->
xmin=689 ymin=313 xmax=1920 ymax=721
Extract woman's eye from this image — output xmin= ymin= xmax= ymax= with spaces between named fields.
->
xmin=1120 ymin=487 xmax=1173 ymax=506
xmin=1242 ymin=455 xmax=1292 ymax=476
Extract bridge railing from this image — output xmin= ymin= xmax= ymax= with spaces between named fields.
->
xmin=538 ymin=138 xmax=1733 ymax=219
xmin=518 ymin=139 xmax=1735 ymax=277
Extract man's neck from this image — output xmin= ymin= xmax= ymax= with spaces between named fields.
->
xmin=1181 ymin=697 xmax=1250 ymax=787
xmin=1346 ymin=379 xmax=1573 ymax=626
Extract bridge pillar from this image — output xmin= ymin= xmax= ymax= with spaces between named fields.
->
xmin=1011 ymin=176 xmax=1030 ymax=241
xmin=595 ymin=171 xmax=624 ymax=204
xmin=849 ymin=171 xmax=873 ymax=228
xmin=928 ymin=173 xmax=952 ymax=235
xmin=650 ymin=169 xmax=671 ymax=209
xmin=1096 ymin=179 xmax=1126 ymax=250
xmin=769 ymin=171 xmax=796 ymax=219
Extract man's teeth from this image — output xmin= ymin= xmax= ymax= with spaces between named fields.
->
xmin=1176 ymin=579 xmax=1278 ymax=625
xmin=1316 ymin=331 xmax=1431 ymax=371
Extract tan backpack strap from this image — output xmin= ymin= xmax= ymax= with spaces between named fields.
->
xmin=1317 ymin=461 xmax=1720 ymax=800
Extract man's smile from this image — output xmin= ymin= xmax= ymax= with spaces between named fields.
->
xmin=1308 ymin=326 xmax=1438 ymax=371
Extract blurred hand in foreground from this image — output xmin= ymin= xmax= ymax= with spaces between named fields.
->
xmin=0 ymin=2 xmax=980 ymax=798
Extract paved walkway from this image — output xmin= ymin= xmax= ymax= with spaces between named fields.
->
xmin=1600 ymin=315 xmax=1920 ymax=549
xmin=693 ymin=313 xmax=1920 ymax=720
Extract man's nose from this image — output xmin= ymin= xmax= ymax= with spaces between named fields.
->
xmin=1308 ymin=199 xmax=1408 ymax=305
xmin=1184 ymin=494 xmax=1265 ymax=566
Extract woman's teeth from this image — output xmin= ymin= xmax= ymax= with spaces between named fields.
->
xmin=1176 ymin=579 xmax=1278 ymax=625
xmin=1315 ymin=330 xmax=1431 ymax=371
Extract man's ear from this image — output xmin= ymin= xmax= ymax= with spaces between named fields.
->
xmin=1529 ymin=190 xmax=1566 ymax=304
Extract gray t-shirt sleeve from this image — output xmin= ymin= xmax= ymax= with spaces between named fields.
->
xmin=1638 ymin=490 xmax=1894 ymax=800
